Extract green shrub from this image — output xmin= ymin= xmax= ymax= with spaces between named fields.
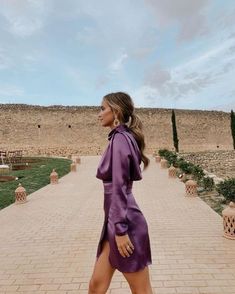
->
xmin=158 ymin=149 xmax=178 ymax=166
xmin=168 ymin=153 xmax=178 ymax=166
xmin=202 ymin=176 xmax=215 ymax=191
xmin=164 ymin=152 xmax=177 ymax=166
xmin=192 ymin=165 xmax=205 ymax=181
xmin=177 ymin=159 xmax=194 ymax=174
xmin=158 ymin=149 xmax=169 ymax=157
xmin=158 ymin=149 xmax=205 ymax=180
xmin=216 ymin=178 xmax=235 ymax=203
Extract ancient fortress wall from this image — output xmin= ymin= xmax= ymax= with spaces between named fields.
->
xmin=0 ymin=104 xmax=233 ymax=156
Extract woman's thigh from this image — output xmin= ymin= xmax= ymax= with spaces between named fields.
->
xmin=89 ymin=241 xmax=116 ymax=292
xmin=122 ymin=266 xmax=153 ymax=294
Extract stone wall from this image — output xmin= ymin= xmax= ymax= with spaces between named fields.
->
xmin=0 ymin=104 xmax=233 ymax=157
xmin=180 ymin=150 xmax=235 ymax=179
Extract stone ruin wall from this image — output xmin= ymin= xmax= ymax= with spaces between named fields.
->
xmin=0 ymin=104 xmax=233 ymax=159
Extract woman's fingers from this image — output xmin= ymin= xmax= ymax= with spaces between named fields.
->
xmin=115 ymin=235 xmax=135 ymax=258
xmin=126 ymin=244 xmax=133 ymax=254
xmin=118 ymin=248 xmax=130 ymax=258
xmin=118 ymin=247 xmax=130 ymax=258
xmin=123 ymin=247 xmax=130 ymax=257
xmin=118 ymin=247 xmax=126 ymax=258
xmin=118 ymin=243 xmax=134 ymax=257
xmin=128 ymin=241 xmax=135 ymax=250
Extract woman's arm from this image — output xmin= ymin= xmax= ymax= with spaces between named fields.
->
xmin=111 ymin=132 xmax=135 ymax=257
xmin=111 ymin=132 xmax=131 ymax=236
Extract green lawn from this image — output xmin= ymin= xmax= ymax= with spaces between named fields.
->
xmin=0 ymin=157 xmax=72 ymax=210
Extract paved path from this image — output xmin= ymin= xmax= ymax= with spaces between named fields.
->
xmin=0 ymin=156 xmax=235 ymax=294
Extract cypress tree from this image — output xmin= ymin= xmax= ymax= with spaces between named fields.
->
xmin=230 ymin=110 xmax=235 ymax=149
xmin=171 ymin=109 xmax=179 ymax=152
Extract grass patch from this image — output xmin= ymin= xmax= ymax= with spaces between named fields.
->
xmin=197 ymin=189 xmax=226 ymax=216
xmin=0 ymin=157 xmax=72 ymax=210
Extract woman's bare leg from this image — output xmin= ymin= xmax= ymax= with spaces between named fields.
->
xmin=89 ymin=241 xmax=116 ymax=294
xmin=122 ymin=266 xmax=153 ymax=294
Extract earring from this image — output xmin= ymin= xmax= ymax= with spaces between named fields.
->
xmin=113 ymin=117 xmax=120 ymax=127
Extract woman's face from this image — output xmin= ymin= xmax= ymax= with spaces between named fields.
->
xmin=98 ymin=99 xmax=115 ymax=129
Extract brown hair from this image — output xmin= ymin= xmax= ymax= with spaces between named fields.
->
xmin=103 ymin=92 xmax=149 ymax=170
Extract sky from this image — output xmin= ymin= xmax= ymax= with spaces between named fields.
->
xmin=0 ymin=0 xmax=235 ymax=112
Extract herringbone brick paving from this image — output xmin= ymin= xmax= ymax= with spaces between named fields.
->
xmin=0 ymin=156 xmax=235 ymax=294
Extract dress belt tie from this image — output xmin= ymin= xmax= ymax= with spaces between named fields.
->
xmin=103 ymin=181 xmax=133 ymax=194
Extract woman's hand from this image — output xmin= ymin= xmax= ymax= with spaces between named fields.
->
xmin=115 ymin=234 xmax=134 ymax=258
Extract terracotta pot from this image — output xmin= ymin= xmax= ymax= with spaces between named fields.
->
xmin=160 ymin=158 xmax=168 ymax=169
xmin=75 ymin=156 xmax=81 ymax=164
xmin=222 ymin=202 xmax=235 ymax=240
xmin=50 ymin=169 xmax=58 ymax=184
xmin=70 ymin=162 xmax=77 ymax=172
xmin=168 ymin=165 xmax=177 ymax=178
xmin=185 ymin=179 xmax=197 ymax=196
xmin=15 ymin=183 xmax=27 ymax=204
xmin=155 ymin=155 xmax=161 ymax=163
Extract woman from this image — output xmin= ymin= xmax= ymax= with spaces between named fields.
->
xmin=89 ymin=92 xmax=153 ymax=294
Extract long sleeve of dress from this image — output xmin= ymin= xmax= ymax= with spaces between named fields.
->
xmin=111 ymin=132 xmax=131 ymax=236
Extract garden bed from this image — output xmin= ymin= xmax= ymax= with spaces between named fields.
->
xmin=157 ymin=148 xmax=234 ymax=217
xmin=0 ymin=156 xmax=72 ymax=210
xmin=197 ymin=189 xmax=226 ymax=216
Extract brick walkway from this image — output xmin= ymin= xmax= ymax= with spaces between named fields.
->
xmin=0 ymin=156 xmax=235 ymax=294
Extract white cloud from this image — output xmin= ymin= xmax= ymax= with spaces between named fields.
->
xmin=213 ymin=97 xmax=235 ymax=112
xmin=77 ymin=26 xmax=97 ymax=45
xmin=65 ymin=66 xmax=91 ymax=91
xmin=70 ymin=0 xmax=157 ymax=62
xmin=95 ymin=76 xmax=109 ymax=90
xmin=0 ymin=45 xmax=42 ymax=72
xmin=131 ymin=47 xmax=155 ymax=59
xmin=9 ymin=18 xmax=43 ymax=37
xmin=139 ymin=33 xmax=235 ymax=109
xmin=0 ymin=84 xmax=24 ymax=101
xmin=132 ymin=86 xmax=160 ymax=107
xmin=0 ymin=0 xmax=47 ymax=37
xmin=66 ymin=66 xmax=82 ymax=82
xmin=109 ymin=53 xmax=128 ymax=73
xmin=145 ymin=0 xmax=210 ymax=41
xmin=175 ymin=38 xmax=235 ymax=72
xmin=0 ymin=49 xmax=12 ymax=70
xmin=145 ymin=64 xmax=171 ymax=88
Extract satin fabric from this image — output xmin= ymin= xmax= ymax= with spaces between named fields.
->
xmin=96 ymin=124 xmax=152 ymax=273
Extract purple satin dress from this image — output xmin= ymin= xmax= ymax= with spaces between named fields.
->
xmin=96 ymin=124 xmax=152 ymax=273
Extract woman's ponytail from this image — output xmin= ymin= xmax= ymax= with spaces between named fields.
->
xmin=129 ymin=113 xmax=149 ymax=170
